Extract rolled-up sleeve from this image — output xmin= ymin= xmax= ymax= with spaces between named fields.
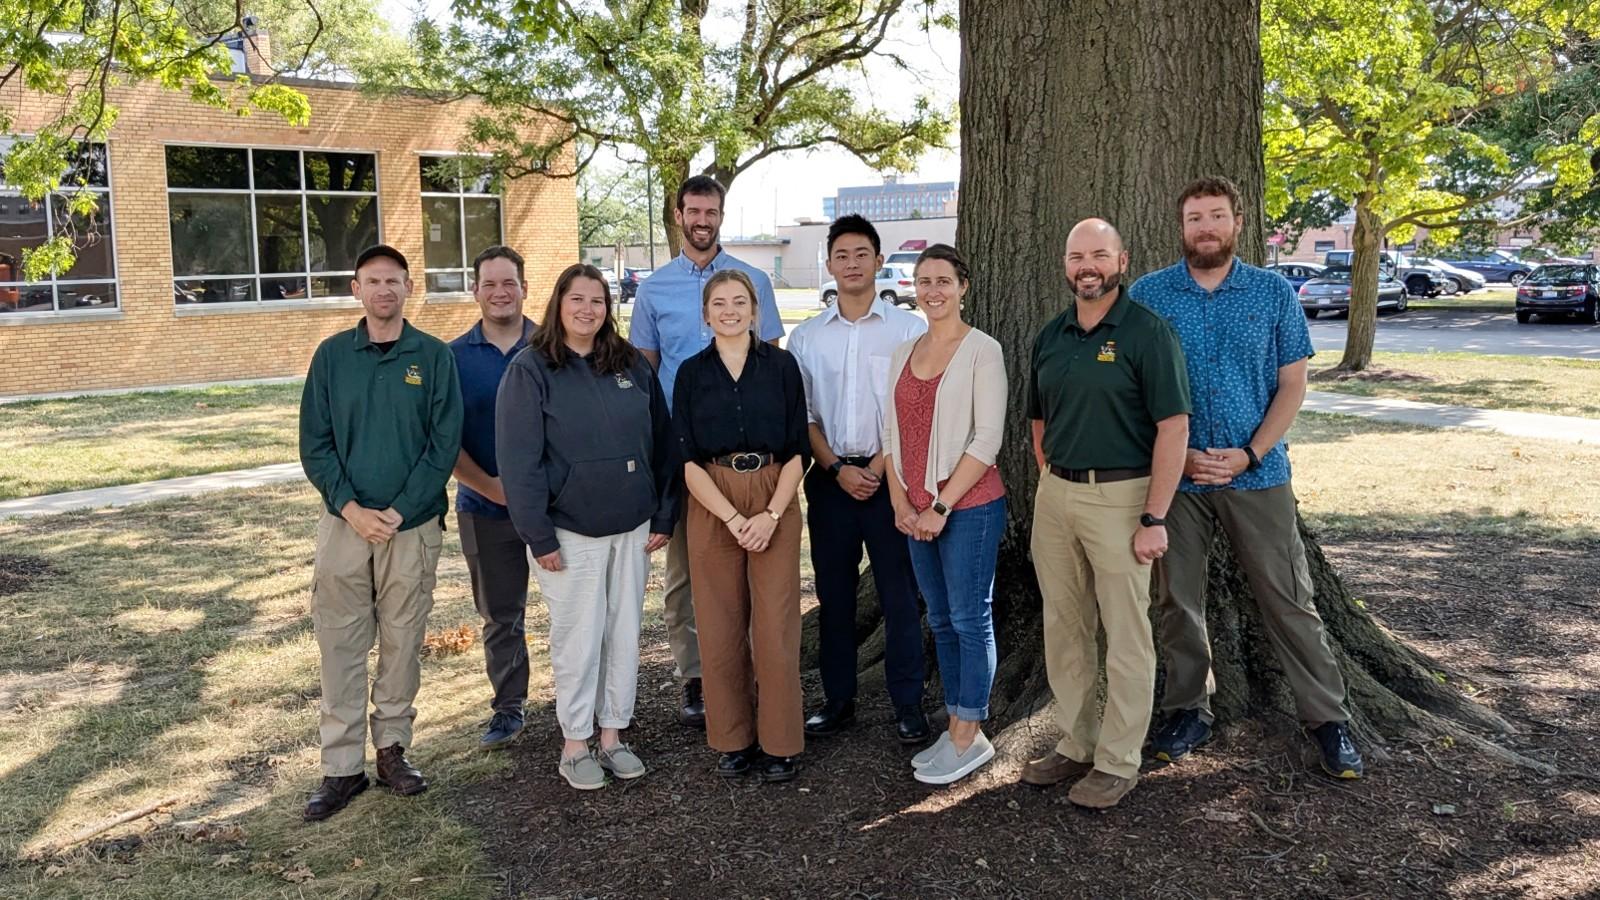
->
xmin=965 ymin=338 xmax=1007 ymax=465
xmin=496 ymin=356 xmax=561 ymax=557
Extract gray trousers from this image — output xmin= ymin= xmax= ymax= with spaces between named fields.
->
xmin=662 ymin=512 xmax=702 ymax=679
xmin=1155 ymin=483 xmax=1350 ymax=726
xmin=459 ymin=511 xmax=531 ymax=716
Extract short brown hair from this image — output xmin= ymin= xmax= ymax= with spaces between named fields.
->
xmin=472 ymin=245 xmax=525 ymax=282
xmin=1177 ymin=175 xmax=1244 ymax=220
xmin=701 ymin=269 xmax=760 ymax=331
xmin=531 ymin=263 xmax=637 ymax=377
xmin=914 ymin=243 xmax=969 ymax=284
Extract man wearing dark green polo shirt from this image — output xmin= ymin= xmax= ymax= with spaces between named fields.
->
xmin=1019 ymin=219 xmax=1190 ymax=810
xmin=298 ymin=244 xmax=464 ymax=822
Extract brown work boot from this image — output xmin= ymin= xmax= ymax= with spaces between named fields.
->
xmin=303 ymin=772 xmax=369 ymax=821
xmin=1020 ymin=750 xmax=1093 ymax=786
xmin=1067 ymin=769 xmax=1138 ymax=809
xmin=375 ymin=745 xmax=428 ymax=796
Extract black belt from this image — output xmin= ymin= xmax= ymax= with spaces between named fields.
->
xmin=836 ymin=455 xmax=874 ymax=468
xmin=711 ymin=452 xmax=775 ymax=472
xmin=1049 ymin=464 xmax=1150 ymax=484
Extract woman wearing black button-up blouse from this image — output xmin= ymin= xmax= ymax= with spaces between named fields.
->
xmin=673 ymin=268 xmax=810 ymax=784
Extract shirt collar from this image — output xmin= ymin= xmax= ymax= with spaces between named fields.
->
xmin=1176 ymin=257 xmax=1246 ymax=293
xmin=678 ymin=247 xmax=730 ymax=276
xmin=465 ymin=317 xmax=536 ymax=347
xmin=817 ymin=296 xmax=890 ymax=326
xmin=1063 ymin=287 xmax=1130 ymax=333
xmin=354 ymin=318 xmax=418 ymax=352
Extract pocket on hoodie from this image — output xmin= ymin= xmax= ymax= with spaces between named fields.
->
xmin=553 ymin=455 xmax=655 ymax=534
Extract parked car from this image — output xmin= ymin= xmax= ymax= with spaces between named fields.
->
xmin=1408 ymin=256 xmax=1486 ymax=294
xmin=884 ymin=250 xmax=923 ymax=268
xmin=1322 ymin=249 xmax=1448 ymax=297
xmin=1514 ymin=264 xmax=1599 ymax=324
xmin=1266 ymin=262 xmax=1326 ymax=290
xmin=604 ymin=268 xmax=621 ymax=299
xmin=1439 ymin=249 xmax=1534 ymax=285
xmin=1298 ymin=266 xmax=1408 ymax=317
xmin=620 ymin=267 xmax=653 ymax=302
xmin=1512 ymin=246 xmax=1587 ymax=266
xmin=819 ymin=265 xmax=915 ymax=307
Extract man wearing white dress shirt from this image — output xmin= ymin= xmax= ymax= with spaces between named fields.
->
xmin=787 ymin=214 xmax=931 ymax=744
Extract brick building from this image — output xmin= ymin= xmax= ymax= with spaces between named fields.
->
xmin=1 ymin=74 xmax=574 ymax=397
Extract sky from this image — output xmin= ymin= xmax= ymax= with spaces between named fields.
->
xmin=375 ymin=0 xmax=962 ymax=238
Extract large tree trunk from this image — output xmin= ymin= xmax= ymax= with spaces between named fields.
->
xmin=847 ymin=0 xmax=1537 ymax=768
xmin=1336 ymin=199 xmax=1382 ymax=371
xmin=658 ymin=158 xmax=690 ymax=258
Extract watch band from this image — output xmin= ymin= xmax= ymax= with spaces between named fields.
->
xmin=1140 ymin=513 xmax=1166 ymax=528
xmin=765 ymin=508 xmax=782 ymax=522
xmin=828 ymin=459 xmax=844 ymax=475
xmin=1243 ymin=446 xmax=1262 ymax=471
xmin=931 ymin=500 xmax=951 ymax=517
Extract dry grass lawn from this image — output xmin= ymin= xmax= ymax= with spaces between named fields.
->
xmin=1311 ymin=351 xmax=1600 ymax=420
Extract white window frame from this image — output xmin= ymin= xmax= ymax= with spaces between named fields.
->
xmin=0 ymin=138 xmax=121 ymax=323
xmin=417 ymin=153 xmax=507 ymax=297
xmin=164 ymin=142 xmax=383 ymax=313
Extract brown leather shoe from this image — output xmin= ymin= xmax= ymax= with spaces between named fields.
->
xmin=304 ymin=772 xmax=369 ymax=821
xmin=1067 ymin=769 xmax=1138 ymax=809
xmin=376 ymin=745 xmax=428 ymax=796
xmin=1020 ymin=750 xmax=1093 ymax=786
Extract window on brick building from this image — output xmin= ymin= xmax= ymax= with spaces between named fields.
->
xmin=165 ymin=145 xmax=380 ymax=305
xmin=1 ymin=141 xmax=118 ymax=316
xmin=419 ymin=156 xmax=504 ymax=293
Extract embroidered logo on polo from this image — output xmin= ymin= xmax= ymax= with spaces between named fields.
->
xmin=615 ymin=373 xmax=634 ymax=389
xmin=404 ymin=364 xmax=423 ymax=386
xmin=1097 ymin=341 xmax=1118 ymax=362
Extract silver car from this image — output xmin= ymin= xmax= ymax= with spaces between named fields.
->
xmin=819 ymin=265 xmax=916 ymax=307
xmin=1410 ymin=256 xmax=1486 ymax=294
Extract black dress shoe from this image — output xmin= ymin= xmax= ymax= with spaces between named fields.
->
xmin=303 ymin=772 xmax=369 ymax=822
xmin=679 ymin=678 xmax=706 ymax=729
xmin=803 ymin=699 xmax=855 ymax=736
xmin=895 ymin=705 xmax=931 ymax=745
xmin=717 ymin=744 xmax=761 ymax=778
xmin=757 ymin=754 xmax=799 ymax=783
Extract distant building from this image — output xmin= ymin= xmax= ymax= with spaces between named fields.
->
xmin=824 ymin=177 xmax=956 ymax=222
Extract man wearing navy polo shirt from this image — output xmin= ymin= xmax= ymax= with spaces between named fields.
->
xmin=630 ymin=174 xmax=785 ymax=727
xmin=450 ymin=246 xmax=537 ymax=750
xmin=1131 ymin=176 xmax=1363 ymax=780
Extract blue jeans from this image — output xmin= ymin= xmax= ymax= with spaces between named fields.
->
xmin=906 ymin=497 xmax=1005 ymax=722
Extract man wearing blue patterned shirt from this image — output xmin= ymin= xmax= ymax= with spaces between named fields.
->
xmin=630 ymin=174 xmax=786 ymax=727
xmin=1130 ymin=176 xmax=1362 ymax=780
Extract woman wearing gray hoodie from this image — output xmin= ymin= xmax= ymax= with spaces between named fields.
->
xmin=496 ymin=263 xmax=677 ymax=790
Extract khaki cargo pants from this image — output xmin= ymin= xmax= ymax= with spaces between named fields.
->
xmin=311 ymin=512 xmax=443 ymax=776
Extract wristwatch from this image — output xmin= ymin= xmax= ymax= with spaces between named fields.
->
xmin=764 ymin=508 xmax=782 ymax=522
xmin=931 ymin=499 xmax=952 ymax=517
xmin=1139 ymin=513 xmax=1166 ymax=528
xmin=828 ymin=459 xmax=844 ymax=476
xmin=1242 ymin=446 xmax=1262 ymax=471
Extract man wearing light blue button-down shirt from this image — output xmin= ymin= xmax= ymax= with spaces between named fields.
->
xmin=1131 ymin=176 xmax=1362 ymax=781
xmin=630 ymin=174 xmax=785 ymax=728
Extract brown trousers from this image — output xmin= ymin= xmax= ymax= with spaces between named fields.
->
xmin=686 ymin=463 xmax=805 ymax=757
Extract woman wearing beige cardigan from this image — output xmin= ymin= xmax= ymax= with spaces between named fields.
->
xmin=881 ymin=244 xmax=1008 ymax=786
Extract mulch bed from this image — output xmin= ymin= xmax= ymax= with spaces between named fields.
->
xmin=456 ymin=531 xmax=1600 ymax=899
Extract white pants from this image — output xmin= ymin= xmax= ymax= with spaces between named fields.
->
xmin=533 ymin=523 xmax=649 ymax=740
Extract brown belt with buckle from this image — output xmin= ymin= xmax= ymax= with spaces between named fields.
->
xmin=1049 ymin=464 xmax=1151 ymax=484
xmin=711 ymin=452 xmax=775 ymax=472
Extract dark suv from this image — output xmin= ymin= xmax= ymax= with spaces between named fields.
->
xmin=620 ymin=268 xmax=654 ymax=302
xmin=1515 ymin=264 xmax=1599 ymax=324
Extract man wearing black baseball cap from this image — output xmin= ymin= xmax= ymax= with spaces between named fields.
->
xmin=298 ymin=243 xmax=464 ymax=820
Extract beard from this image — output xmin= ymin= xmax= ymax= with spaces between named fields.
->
xmin=1071 ymin=270 xmax=1122 ymax=301
xmin=683 ymin=224 xmax=719 ymax=253
xmin=1182 ymin=231 xmax=1237 ymax=270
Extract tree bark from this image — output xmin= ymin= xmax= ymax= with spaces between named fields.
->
xmin=1336 ymin=199 xmax=1381 ymax=371
xmin=927 ymin=0 xmax=1538 ymax=765
xmin=658 ymin=158 xmax=690 ymax=259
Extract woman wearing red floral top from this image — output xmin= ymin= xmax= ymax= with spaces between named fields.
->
xmin=881 ymin=244 xmax=1007 ymax=786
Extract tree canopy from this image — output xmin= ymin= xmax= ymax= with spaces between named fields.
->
xmin=1263 ymin=0 xmax=1600 ymax=369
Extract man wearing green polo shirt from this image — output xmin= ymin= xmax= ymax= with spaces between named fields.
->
xmin=1020 ymin=219 xmax=1190 ymax=810
xmin=298 ymin=244 xmax=464 ymax=821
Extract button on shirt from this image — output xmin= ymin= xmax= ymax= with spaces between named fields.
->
xmin=1130 ymin=258 xmax=1316 ymax=492
xmin=448 ymin=317 xmax=535 ymax=518
xmin=629 ymin=249 xmax=786 ymax=407
xmin=786 ymin=298 xmax=926 ymax=457
xmin=672 ymin=336 xmax=809 ymax=467
xmin=1026 ymin=289 xmax=1191 ymax=470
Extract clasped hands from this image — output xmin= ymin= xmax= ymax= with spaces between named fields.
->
xmin=341 ymin=501 xmax=403 ymax=544
xmin=724 ymin=511 xmax=779 ymax=553
xmin=1186 ymin=447 xmax=1251 ymax=486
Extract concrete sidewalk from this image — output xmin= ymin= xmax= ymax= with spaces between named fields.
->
xmin=0 ymin=463 xmax=304 ymax=520
xmin=1303 ymin=391 xmax=1600 ymax=444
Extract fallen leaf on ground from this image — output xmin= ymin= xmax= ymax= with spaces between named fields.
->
xmin=282 ymin=863 xmax=315 ymax=883
xmin=422 ymin=624 xmax=477 ymax=657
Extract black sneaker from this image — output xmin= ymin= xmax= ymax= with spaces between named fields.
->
xmin=1151 ymin=709 xmax=1212 ymax=763
xmin=679 ymin=678 xmax=706 ymax=729
xmin=1308 ymin=721 xmax=1364 ymax=779
xmin=716 ymin=744 xmax=761 ymax=778
xmin=479 ymin=711 xmax=524 ymax=750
